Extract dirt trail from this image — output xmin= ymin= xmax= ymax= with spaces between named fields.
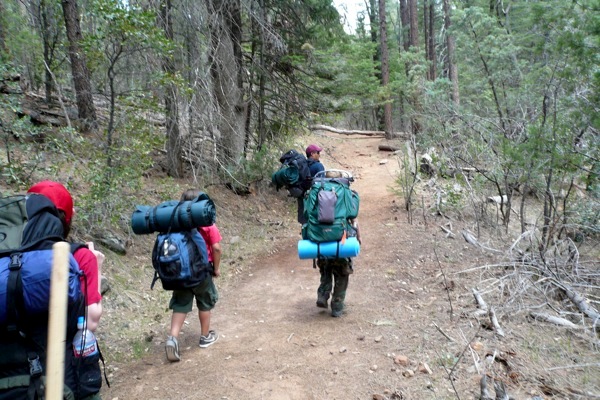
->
xmin=102 ymin=133 xmax=422 ymax=399
xmin=101 ymin=133 xmax=500 ymax=399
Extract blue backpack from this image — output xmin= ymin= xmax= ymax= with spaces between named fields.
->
xmin=151 ymin=229 xmax=211 ymax=290
xmin=0 ymin=195 xmax=83 ymax=325
xmin=0 ymin=194 xmax=103 ymax=399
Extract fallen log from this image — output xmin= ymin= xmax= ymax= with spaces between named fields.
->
xmin=18 ymin=107 xmax=66 ymax=127
xmin=378 ymin=144 xmax=401 ymax=151
xmin=489 ymin=306 xmax=505 ymax=337
xmin=310 ymin=124 xmax=385 ymax=136
xmin=529 ymin=312 xmax=580 ymax=329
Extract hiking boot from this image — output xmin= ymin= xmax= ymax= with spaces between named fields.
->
xmin=165 ymin=336 xmax=180 ymax=362
xmin=331 ymin=309 xmax=343 ymax=318
xmin=199 ymin=330 xmax=219 ymax=348
xmin=316 ymin=295 xmax=328 ymax=309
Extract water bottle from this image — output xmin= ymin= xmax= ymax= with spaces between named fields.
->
xmin=73 ymin=316 xmax=98 ymax=358
xmin=163 ymin=238 xmax=178 ymax=257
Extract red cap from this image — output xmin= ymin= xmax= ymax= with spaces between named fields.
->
xmin=28 ymin=181 xmax=74 ymax=224
xmin=305 ymin=144 xmax=322 ymax=157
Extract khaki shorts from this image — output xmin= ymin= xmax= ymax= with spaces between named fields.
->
xmin=169 ymin=275 xmax=218 ymax=313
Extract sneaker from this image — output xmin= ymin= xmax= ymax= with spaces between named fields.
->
xmin=316 ymin=295 xmax=328 ymax=309
xmin=165 ymin=336 xmax=180 ymax=362
xmin=199 ymin=330 xmax=219 ymax=348
xmin=331 ymin=308 xmax=343 ymax=318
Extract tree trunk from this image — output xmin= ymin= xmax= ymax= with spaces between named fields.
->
xmin=398 ymin=0 xmax=410 ymax=132
xmin=368 ymin=0 xmax=383 ymax=131
xmin=0 ymin=1 xmax=8 ymax=55
xmin=408 ymin=0 xmax=419 ymax=49
xmin=408 ymin=0 xmax=421 ymax=135
xmin=443 ymin=0 xmax=459 ymax=107
xmin=423 ymin=0 xmax=429 ymax=80
xmin=428 ymin=0 xmax=436 ymax=80
xmin=159 ymin=0 xmax=183 ymax=178
xmin=379 ymin=0 xmax=392 ymax=138
xmin=399 ymin=0 xmax=410 ymax=52
xmin=61 ymin=0 xmax=97 ymax=132
xmin=207 ymin=0 xmax=245 ymax=165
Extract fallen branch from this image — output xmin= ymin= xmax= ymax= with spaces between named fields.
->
xmin=472 ymin=288 xmax=488 ymax=312
xmin=493 ymin=380 xmax=510 ymax=400
xmin=563 ymin=286 xmax=600 ymax=323
xmin=529 ymin=311 xmax=580 ymax=329
xmin=480 ymin=375 xmax=494 ymax=400
xmin=489 ymin=307 xmax=505 ymax=337
xmin=566 ymin=387 xmax=600 ymax=398
xmin=440 ymin=224 xmax=456 ymax=239
xmin=309 ymin=124 xmax=385 ymax=136
xmin=547 ymin=362 xmax=600 ymax=371
xmin=461 ymin=230 xmax=502 ymax=253
xmin=378 ymin=144 xmax=401 ymax=151
xmin=432 ymin=322 xmax=456 ymax=342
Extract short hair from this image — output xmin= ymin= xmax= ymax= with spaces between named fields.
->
xmin=181 ymin=189 xmax=201 ymax=201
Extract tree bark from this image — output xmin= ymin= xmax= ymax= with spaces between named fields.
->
xmin=427 ymin=1 xmax=436 ymax=80
xmin=379 ymin=0 xmax=393 ymax=138
xmin=0 ymin=1 xmax=8 ymax=55
xmin=207 ymin=0 xmax=245 ymax=165
xmin=159 ymin=0 xmax=183 ymax=178
xmin=61 ymin=0 xmax=97 ymax=132
xmin=408 ymin=0 xmax=419 ymax=49
xmin=408 ymin=0 xmax=421 ymax=135
xmin=368 ymin=0 xmax=383 ymax=130
xmin=443 ymin=0 xmax=459 ymax=107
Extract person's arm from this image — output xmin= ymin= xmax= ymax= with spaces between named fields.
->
xmin=74 ymin=246 xmax=103 ymax=332
xmin=86 ymin=302 xmax=103 ymax=332
xmin=211 ymin=242 xmax=222 ymax=277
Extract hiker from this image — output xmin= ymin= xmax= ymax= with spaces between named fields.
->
xmin=28 ymin=181 xmax=104 ymax=331
xmin=313 ymin=171 xmax=361 ymax=318
xmin=297 ymin=144 xmax=325 ymax=224
xmin=165 ymin=189 xmax=222 ymax=362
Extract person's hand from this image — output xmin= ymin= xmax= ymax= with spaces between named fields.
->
xmin=212 ymin=267 xmax=221 ymax=278
xmin=87 ymin=242 xmax=105 ymax=267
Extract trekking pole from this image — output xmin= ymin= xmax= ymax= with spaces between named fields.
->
xmin=45 ymin=241 xmax=70 ymax=400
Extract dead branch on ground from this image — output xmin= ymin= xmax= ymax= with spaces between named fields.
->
xmin=309 ymin=124 xmax=385 ymax=136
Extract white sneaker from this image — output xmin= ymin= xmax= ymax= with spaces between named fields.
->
xmin=165 ymin=336 xmax=180 ymax=362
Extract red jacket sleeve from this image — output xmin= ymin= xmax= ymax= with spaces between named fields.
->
xmin=73 ymin=247 xmax=102 ymax=305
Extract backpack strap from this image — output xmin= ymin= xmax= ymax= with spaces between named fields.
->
xmin=5 ymin=252 xmax=45 ymax=400
xmin=150 ymin=269 xmax=160 ymax=290
xmin=6 ymin=253 xmax=24 ymax=333
xmin=26 ymin=351 xmax=44 ymax=400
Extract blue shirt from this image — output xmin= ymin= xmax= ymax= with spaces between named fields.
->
xmin=308 ymin=159 xmax=324 ymax=177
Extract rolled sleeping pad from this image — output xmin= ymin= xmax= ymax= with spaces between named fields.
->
xmin=131 ymin=194 xmax=216 ymax=235
xmin=298 ymin=237 xmax=360 ymax=260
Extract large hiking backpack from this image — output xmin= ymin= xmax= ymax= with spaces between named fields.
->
xmin=151 ymin=229 xmax=211 ymax=290
xmin=146 ymin=200 xmax=212 ymax=290
xmin=0 ymin=194 xmax=102 ymax=399
xmin=271 ymin=149 xmax=311 ymax=198
xmin=302 ymin=170 xmax=360 ymax=243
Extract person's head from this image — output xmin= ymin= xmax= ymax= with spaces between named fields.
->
xmin=27 ymin=180 xmax=74 ymax=236
xmin=305 ymin=144 xmax=322 ymax=160
xmin=181 ymin=188 xmax=202 ymax=202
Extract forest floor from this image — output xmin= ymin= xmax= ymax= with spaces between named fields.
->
xmin=96 ymin=132 xmax=599 ymax=400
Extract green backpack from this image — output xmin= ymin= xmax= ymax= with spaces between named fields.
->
xmin=302 ymin=170 xmax=360 ymax=243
